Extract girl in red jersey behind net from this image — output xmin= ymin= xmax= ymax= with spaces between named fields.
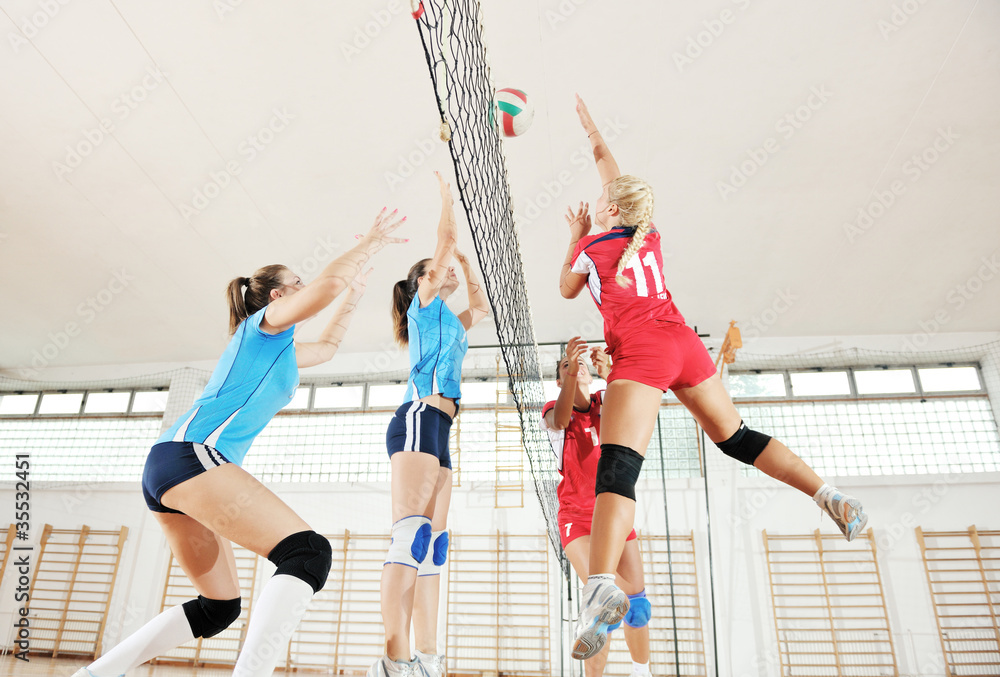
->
xmin=559 ymin=95 xmax=868 ymax=661
xmin=541 ymin=337 xmax=652 ymax=677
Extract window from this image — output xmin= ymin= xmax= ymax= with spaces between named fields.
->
xmin=0 ymin=394 xmax=38 ymax=415
xmin=789 ymin=372 xmax=851 ymax=397
xmin=729 ymin=373 xmax=786 ymax=398
xmin=854 ymin=369 xmax=916 ymax=395
xmin=38 ymin=393 xmax=84 ymax=415
xmin=367 ymin=384 xmax=408 ymax=408
xmin=918 ymin=366 xmax=981 ymax=392
xmin=84 ymin=392 xmax=131 ymax=414
xmin=313 ymin=386 xmax=363 ymax=409
xmin=131 ymin=391 xmax=168 ymax=413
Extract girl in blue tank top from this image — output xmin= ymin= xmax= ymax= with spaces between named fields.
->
xmin=369 ymin=173 xmax=490 ymax=677
xmin=77 ymin=210 xmax=406 ymax=677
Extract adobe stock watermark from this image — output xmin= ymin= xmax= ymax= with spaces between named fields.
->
xmin=901 ymin=250 xmax=999 ymax=352
xmin=52 ymin=65 xmax=169 ymax=179
xmin=843 ymin=127 xmax=959 ymax=244
xmin=672 ymin=0 xmax=753 ymax=73
xmin=7 ymin=0 xmax=72 ymax=53
xmin=514 ymin=117 xmax=629 ymax=229
xmin=877 ymin=0 xmax=932 ymax=40
xmin=384 ymin=129 xmax=448 ymax=192
xmin=870 ymin=476 xmax=957 ymax=555
xmin=741 ymin=288 xmax=798 ymax=339
xmin=544 ymin=0 xmax=593 ymax=31
xmin=213 ymin=0 xmax=252 ymax=21
xmin=177 ymin=107 xmax=294 ymax=220
xmin=18 ymin=269 xmax=135 ymax=378
xmin=716 ymin=86 xmax=832 ymax=201
xmin=340 ymin=0 xmax=410 ymax=62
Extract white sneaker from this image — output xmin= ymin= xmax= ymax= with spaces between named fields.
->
xmin=72 ymin=669 xmax=120 ymax=677
xmin=367 ymin=655 xmax=428 ymax=677
xmin=415 ymin=651 xmax=446 ymax=677
xmin=819 ymin=490 xmax=868 ymax=542
xmin=572 ymin=576 xmax=630 ymax=660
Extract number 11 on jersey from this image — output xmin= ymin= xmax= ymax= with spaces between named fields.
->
xmin=625 ymin=251 xmax=664 ymax=298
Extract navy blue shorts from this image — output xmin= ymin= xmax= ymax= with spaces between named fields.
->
xmin=386 ymin=401 xmax=454 ymax=470
xmin=142 ymin=441 xmax=231 ymax=513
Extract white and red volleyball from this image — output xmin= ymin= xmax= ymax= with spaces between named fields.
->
xmin=495 ymin=88 xmax=534 ymax=137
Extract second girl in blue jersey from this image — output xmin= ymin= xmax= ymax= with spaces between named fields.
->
xmin=370 ymin=172 xmax=490 ymax=677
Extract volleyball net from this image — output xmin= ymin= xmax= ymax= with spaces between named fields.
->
xmin=409 ymin=0 xmax=565 ymax=564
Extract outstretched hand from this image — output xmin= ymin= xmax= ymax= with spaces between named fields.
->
xmin=564 ymin=336 xmax=588 ymax=380
xmin=576 ymin=94 xmax=598 ymax=135
xmin=435 ymin=170 xmax=455 ymax=210
xmin=590 ymin=345 xmax=611 ymax=380
xmin=359 ymin=208 xmax=408 ymax=254
xmin=565 ymin=201 xmax=592 ymax=241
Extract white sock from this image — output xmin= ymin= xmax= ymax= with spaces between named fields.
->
xmin=588 ymin=573 xmax=615 ymax=584
xmin=415 ymin=649 xmax=439 ymax=660
xmin=233 ymin=574 xmax=314 ymax=677
xmin=813 ymin=483 xmax=833 ymax=505
xmin=632 ymin=659 xmax=651 ymax=674
xmin=86 ymin=605 xmax=194 ymax=677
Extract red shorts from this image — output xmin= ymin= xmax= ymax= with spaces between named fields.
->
xmin=608 ymin=322 xmax=717 ymax=392
xmin=560 ymin=517 xmax=637 ymax=549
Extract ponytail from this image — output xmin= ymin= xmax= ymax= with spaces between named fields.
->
xmin=608 ymin=175 xmax=655 ymax=288
xmin=226 ymin=264 xmax=289 ymax=335
xmin=391 ymin=259 xmax=431 ymax=345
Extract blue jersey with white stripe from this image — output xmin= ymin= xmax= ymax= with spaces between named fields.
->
xmin=157 ymin=307 xmax=298 ymax=465
xmin=404 ymin=294 xmax=468 ymax=402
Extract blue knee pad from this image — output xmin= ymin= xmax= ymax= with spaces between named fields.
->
xmin=608 ymin=620 xmax=622 ymax=633
xmin=418 ymin=530 xmax=450 ymax=577
xmin=385 ymin=516 xmax=433 ymax=569
xmin=623 ymin=590 xmax=651 ymax=628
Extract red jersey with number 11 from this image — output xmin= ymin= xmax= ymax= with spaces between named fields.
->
xmin=571 ymin=226 xmax=685 ymax=347
xmin=541 ymin=391 xmax=604 ymax=522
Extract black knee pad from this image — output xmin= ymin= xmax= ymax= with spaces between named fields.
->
xmin=716 ymin=421 xmax=771 ymax=465
xmin=182 ymin=595 xmax=241 ymax=639
xmin=594 ymin=444 xmax=644 ymax=501
xmin=267 ymin=530 xmax=332 ymax=594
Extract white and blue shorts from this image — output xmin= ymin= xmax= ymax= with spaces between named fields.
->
xmin=385 ymin=401 xmax=454 ymax=470
xmin=142 ymin=441 xmax=231 ymax=513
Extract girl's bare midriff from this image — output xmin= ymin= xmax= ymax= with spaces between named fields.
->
xmin=419 ymin=393 xmax=457 ymax=419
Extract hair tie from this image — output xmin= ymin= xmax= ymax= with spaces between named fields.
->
xmin=244 ymin=277 xmax=252 ymax=287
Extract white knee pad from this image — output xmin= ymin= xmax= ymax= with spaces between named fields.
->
xmin=385 ymin=516 xmax=433 ymax=569
xmin=418 ymin=530 xmax=450 ymax=577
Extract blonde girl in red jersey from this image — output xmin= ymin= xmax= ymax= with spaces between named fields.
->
xmin=560 ymin=96 xmax=868 ymax=660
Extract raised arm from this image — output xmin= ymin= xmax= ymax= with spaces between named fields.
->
xmin=546 ymin=337 xmax=591 ymax=430
xmin=418 ymin=172 xmax=459 ymax=307
xmin=455 ymin=247 xmax=490 ymax=331
xmin=559 ymin=202 xmax=590 ymax=299
xmin=263 ymin=209 xmax=406 ymax=333
xmin=295 ymin=269 xmax=371 ymax=368
xmin=576 ymin=94 xmax=621 ymax=186
xmin=590 ymin=345 xmax=611 ymax=381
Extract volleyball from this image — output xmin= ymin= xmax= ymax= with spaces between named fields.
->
xmin=495 ymin=87 xmax=534 ymax=137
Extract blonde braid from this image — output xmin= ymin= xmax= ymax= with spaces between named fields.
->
xmin=611 ymin=176 xmax=655 ymax=287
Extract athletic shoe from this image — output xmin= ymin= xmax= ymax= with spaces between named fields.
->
xmin=572 ymin=577 xmax=630 ymax=660
xmin=820 ymin=491 xmax=868 ymax=542
xmin=415 ymin=651 xmax=446 ymax=677
xmin=367 ymin=655 xmax=428 ymax=677
xmin=71 ymin=669 xmax=120 ymax=677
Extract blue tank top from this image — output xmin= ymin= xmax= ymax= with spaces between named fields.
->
xmin=404 ymin=294 xmax=469 ymax=402
xmin=158 ymin=307 xmax=298 ymax=465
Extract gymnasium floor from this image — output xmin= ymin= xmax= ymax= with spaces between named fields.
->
xmin=2 ymin=657 xmax=236 ymax=677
